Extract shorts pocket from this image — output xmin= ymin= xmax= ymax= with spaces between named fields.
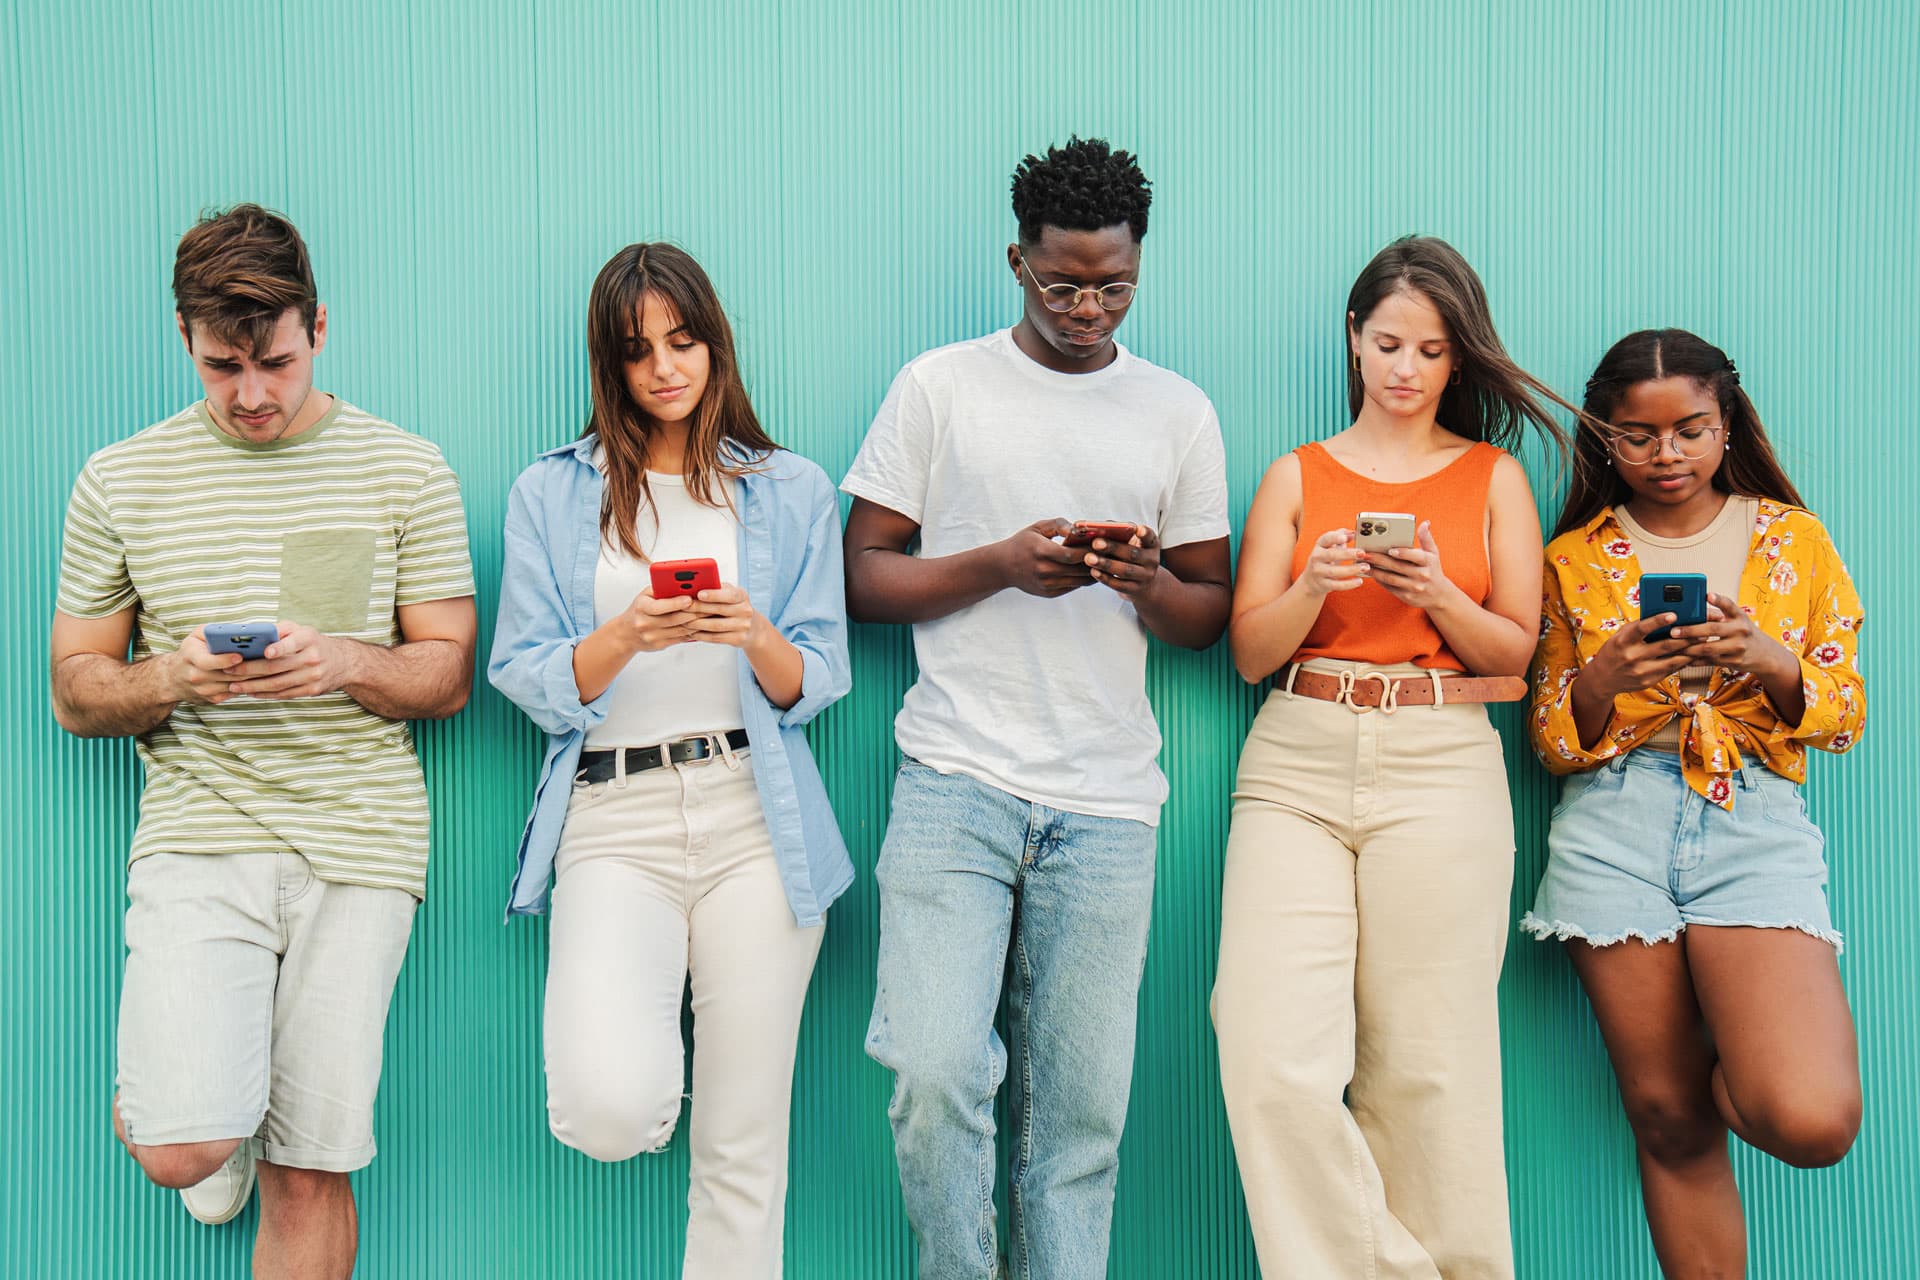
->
xmin=278 ymin=528 xmax=378 ymax=634
xmin=1756 ymin=776 xmax=1824 ymax=842
xmin=1549 ymin=764 xmax=1622 ymax=821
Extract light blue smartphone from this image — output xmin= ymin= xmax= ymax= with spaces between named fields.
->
xmin=1640 ymin=574 xmax=1708 ymax=643
xmin=203 ymin=622 xmax=279 ymax=660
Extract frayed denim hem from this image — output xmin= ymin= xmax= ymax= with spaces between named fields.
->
xmin=1518 ymin=912 xmax=1680 ymax=947
xmin=1683 ymin=915 xmax=1846 ymax=956
xmin=1519 ymin=911 xmax=1844 ymax=955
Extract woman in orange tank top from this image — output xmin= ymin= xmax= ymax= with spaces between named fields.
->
xmin=1210 ymin=236 xmax=1573 ymax=1279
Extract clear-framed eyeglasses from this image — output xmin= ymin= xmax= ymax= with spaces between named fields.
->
xmin=1607 ymin=424 xmax=1724 ymax=465
xmin=1017 ymin=256 xmax=1138 ymax=313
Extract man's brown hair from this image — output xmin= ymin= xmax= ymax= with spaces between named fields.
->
xmin=172 ymin=203 xmax=318 ymax=357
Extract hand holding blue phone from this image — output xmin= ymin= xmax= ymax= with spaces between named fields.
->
xmin=204 ymin=622 xmax=281 ymax=661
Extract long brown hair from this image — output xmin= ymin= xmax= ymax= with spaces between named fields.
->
xmin=1554 ymin=328 xmax=1803 ymax=537
xmin=1345 ymin=236 xmax=1574 ymax=458
xmin=584 ymin=243 xmax=779 ymax=559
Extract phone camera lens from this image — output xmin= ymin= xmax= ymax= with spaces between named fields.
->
xmin=1663 ymin=585 xmax=1683 ymax=602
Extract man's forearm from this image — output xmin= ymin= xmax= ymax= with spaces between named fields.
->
xmin=1134 ymin=573 xmax=1231 ymax=650
xmin=846 ymin=545 xmax=1011 ymax=625
xmin=339 ymin=638 xmax=472 ymax=720
xmin=52 ymin=652 xmax=181 ymax=738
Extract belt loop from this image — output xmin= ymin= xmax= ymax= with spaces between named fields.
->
xmin=1426 ymin=670 xmax=1445 ymax=709
xmin=1607 ymin=752 xmax=1629 ymax=775
xmin=614 ymin=747 xmax=629 ymax=789
xmin=1282 ymin=664 xmax=1300 ymax=700
xmin=656 ymin=740 xmax=674 ymax=775
xmin=716 ymin=731 xmax=742 ymax=771
xmin=1737 ymin=763 xmax=1760 ymax=791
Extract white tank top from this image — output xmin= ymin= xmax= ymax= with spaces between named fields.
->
xmin=584 ymin=466 xmax=745 ymax=748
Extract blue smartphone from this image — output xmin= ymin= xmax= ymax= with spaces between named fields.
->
xmin=204 ymin=622 xmax=279 ymax=660
xmin=1639 ymin=574 xmax=1707 ymax=643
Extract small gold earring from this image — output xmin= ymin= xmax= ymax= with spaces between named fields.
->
xmin=1351 ymin=354 xmax=1361 ymax=373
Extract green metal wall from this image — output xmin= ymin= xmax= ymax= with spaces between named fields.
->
xmin=4 ymin=1 xmax=1914 ymax=1275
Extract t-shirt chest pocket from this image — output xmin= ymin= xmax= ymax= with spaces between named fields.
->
xmin=278 ymin=527 xmax=379 ymax=633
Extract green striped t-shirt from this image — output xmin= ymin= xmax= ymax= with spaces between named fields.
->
xmin=56 ymin=398 xmax=474 ymax=897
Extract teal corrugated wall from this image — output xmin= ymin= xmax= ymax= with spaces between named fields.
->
xmin=5 ymin=1 xmax=1915 ymax=1275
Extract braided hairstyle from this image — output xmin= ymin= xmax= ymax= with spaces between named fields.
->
xmin=1010 ymin=136 xmax=1152 ymax=245
xmin=1554 ymin=328 xmax=1803 ymax=537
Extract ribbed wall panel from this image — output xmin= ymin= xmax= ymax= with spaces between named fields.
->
xmin=5 ymin=1 xmax=1914 ymax=1275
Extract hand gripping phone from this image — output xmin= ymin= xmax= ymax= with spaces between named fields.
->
xmin=204 ymin=622 xmax=279 ymax=660
xmin=1640 ymin=572 xmax=1708 ymax=643
xmin=649 ymin=557 xmax=722 ymax=599
xmin=1355 ymin=511 xmax=1417 ymax=552
xmin=1062 ymin=521 xmax=1140 ymax=547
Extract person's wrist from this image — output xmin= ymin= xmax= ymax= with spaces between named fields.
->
xmin=331 ymin=634 xmax=363 ymax=692
xmin=1761 ymin=637 xmax=1802 ymax=682
xmin=1573 ymin=665 xmax=1618 ymax=708
xmin=161 ymin=650 xmax=195 ymax=703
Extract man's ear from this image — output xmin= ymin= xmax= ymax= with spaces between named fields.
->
xmin=309 ymin=302 xmax=329 ymax=357
xmin=177 ymin=312 xmax=194 ymax=354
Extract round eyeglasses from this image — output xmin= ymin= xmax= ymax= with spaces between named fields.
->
xmin=1607 ymin=424 xmax=1724 ymax=465
xmin=1018 ymin=257 xmax=1138 ymax=313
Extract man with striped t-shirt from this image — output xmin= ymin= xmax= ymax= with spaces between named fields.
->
xmin=49 ymin=204 xmax=475 ymax=1273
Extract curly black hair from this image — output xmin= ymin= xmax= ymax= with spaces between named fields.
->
xmin=1010 ymin=136 xmax=1152 ymax=245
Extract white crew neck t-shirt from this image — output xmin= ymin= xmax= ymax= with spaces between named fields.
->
xmin=585 ymin=465 xmax=744 ymax=748
xmin=842 ymin=329 xmax=1230 ymax=825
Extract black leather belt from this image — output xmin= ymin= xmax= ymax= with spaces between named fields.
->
xmin=576 ymin=730 xmax=750 ymax=783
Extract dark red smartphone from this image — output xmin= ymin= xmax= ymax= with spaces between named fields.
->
xmin=1062 ymin=521 xmax=1140 ymax=547
xmin=648 ymin=557 xmax=722 ymax=599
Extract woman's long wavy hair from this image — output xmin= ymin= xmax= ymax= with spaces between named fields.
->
xmin=1346 ymin=235 xmax=1575 ymax=459
xmin=583 ymin=243 xmax=778 ymax=559
xmin=1554 ymin=328 xmax=1802 ymax=537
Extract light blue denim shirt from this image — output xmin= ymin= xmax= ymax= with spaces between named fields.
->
xmin=488 ymin=435 xmax=853 ymax=925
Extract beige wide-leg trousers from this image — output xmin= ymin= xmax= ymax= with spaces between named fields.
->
xmin=1212 ymin=660 xmax=1516 ymax=1280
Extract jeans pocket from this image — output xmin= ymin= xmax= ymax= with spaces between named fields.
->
xmin=1757 ymin=776 xmax=1823 ymax=839
xmin=1549 ymin=764 xmax=1621 ymax=821
xmin=277 ymin=527 xmax=378 ymax=634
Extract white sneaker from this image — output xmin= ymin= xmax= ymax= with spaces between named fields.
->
xmin=180 ymin=1139 xmax=257 ymax=1225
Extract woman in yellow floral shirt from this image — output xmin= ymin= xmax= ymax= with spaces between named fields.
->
xmin=1524 ymin=329 xmax=1865 ymax=1277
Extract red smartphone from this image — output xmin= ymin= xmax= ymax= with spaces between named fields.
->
xmin=1062 ymin=520 xmax=1140 ymax=547
xmin=649 ymin=557 xmax=722 ymax=598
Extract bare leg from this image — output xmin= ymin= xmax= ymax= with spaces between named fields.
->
xmin=254 ymin=1163 xmax=357 ymax=1280
xmin=1686 ymin=926 xmax=1861 ymax=1168
xmin=1566 ymin=940 xmax=1745 ymax=1279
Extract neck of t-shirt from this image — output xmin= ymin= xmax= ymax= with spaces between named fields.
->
xmin=196 ymin=394 xmax=342 ymax=453
xmin=1000 ymin=327 xmax=1132 ymax=387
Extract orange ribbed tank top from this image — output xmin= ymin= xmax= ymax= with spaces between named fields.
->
xmin=1288 ymin=439 xmax=1501 ymax=671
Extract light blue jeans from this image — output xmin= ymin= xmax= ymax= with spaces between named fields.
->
xmin=865 ymin=760 xmax=1158 ymax=1280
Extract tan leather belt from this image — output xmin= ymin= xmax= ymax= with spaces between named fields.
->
xmin=1281 ymin=665 xmax=1528 ymax=711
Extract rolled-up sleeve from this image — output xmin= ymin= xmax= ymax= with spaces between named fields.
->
xmin=1528 ymin=557 xmax=1628 ymax=773
xmin=1780 ymin=522 xmax=1866 ymax=752
xmin=774 ymin=475 xmax=852 ymax=730
xmin=487 ymin=471 xmax=606 ymax=737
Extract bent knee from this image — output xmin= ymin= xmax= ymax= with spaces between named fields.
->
xmin=549 ymin=1085 xmax=682 ymax=1162
xmin=1622 ymin=1092 xmax=1724 ymax=1167
xmin=135 ymin=1138 xmax=243 ymax=1189
xmin=1756 ymin=1095 xmax=1862 ymax=1169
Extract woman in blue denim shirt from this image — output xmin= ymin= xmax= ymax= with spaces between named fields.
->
xmin=489 ymin=243 xmax=851 ymax=1279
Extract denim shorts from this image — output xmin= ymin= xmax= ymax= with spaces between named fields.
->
xmin=1521 ymin=748 xmax=1841 ymax=952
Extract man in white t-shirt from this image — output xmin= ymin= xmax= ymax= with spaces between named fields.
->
xmin=842 ymin=137 xmax=1231 ymax=1280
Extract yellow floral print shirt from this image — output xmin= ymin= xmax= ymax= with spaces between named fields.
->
xmin=1530 ymin=499 xmax=1865 ymax=808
